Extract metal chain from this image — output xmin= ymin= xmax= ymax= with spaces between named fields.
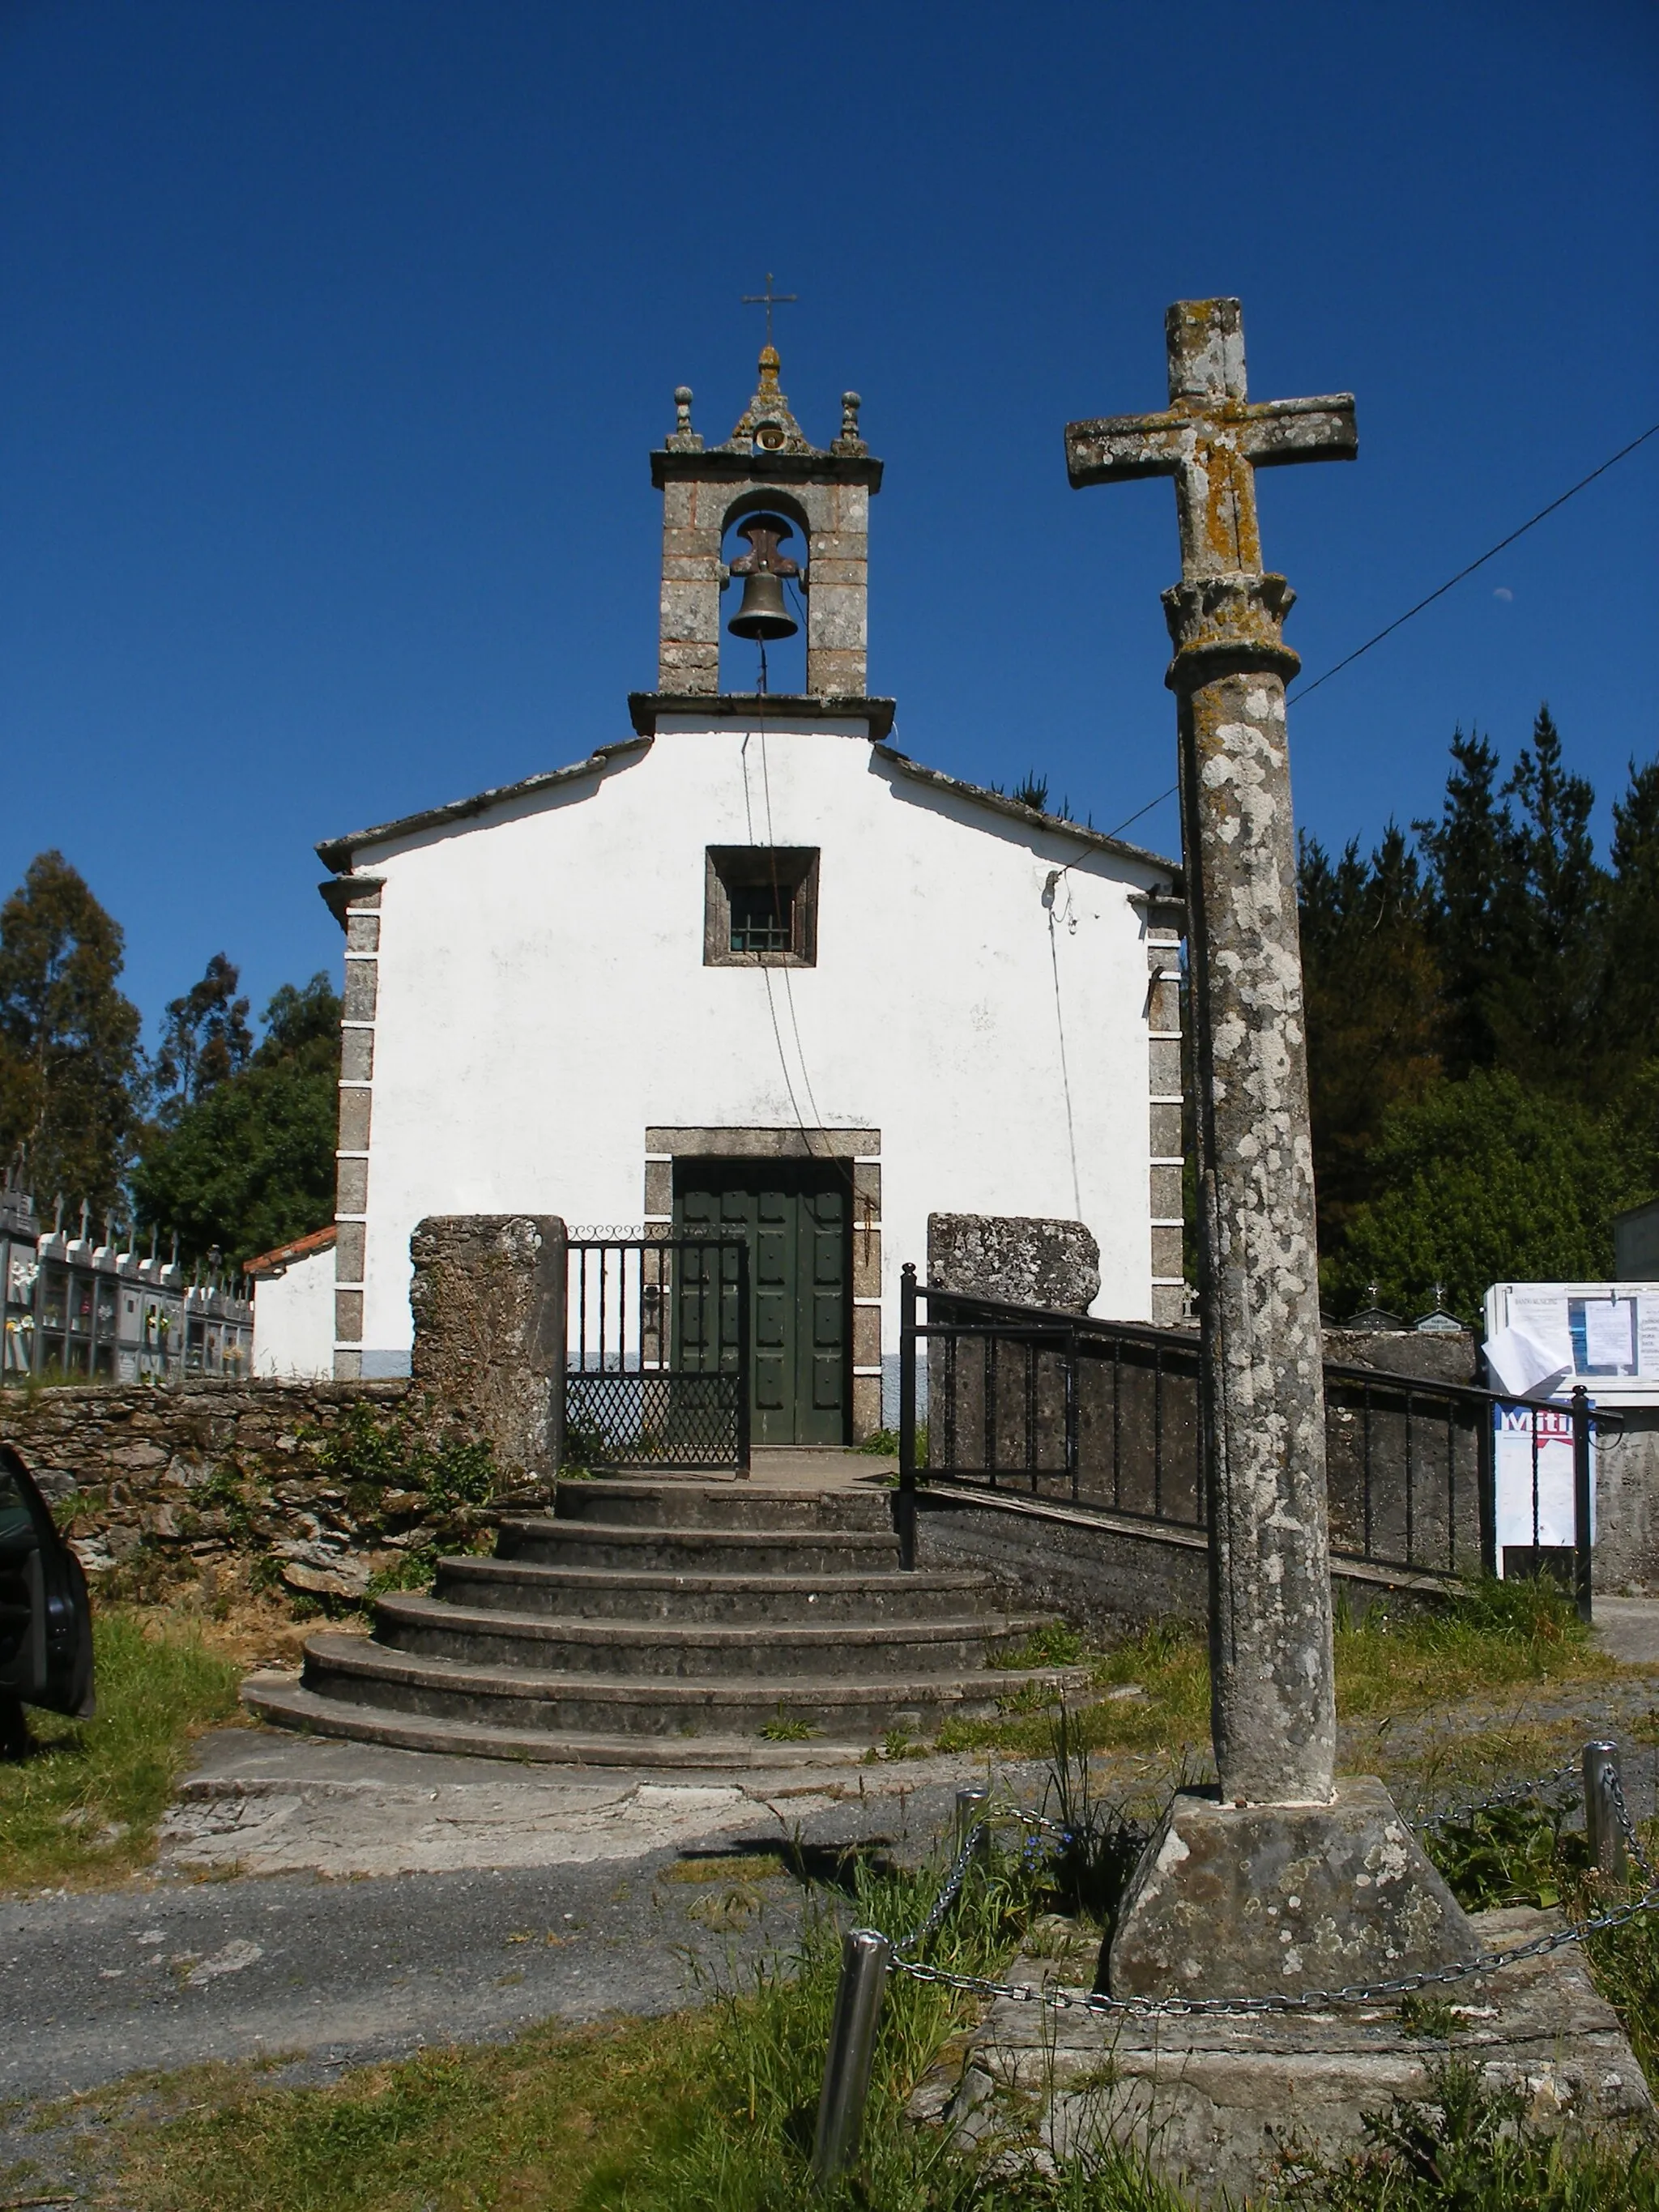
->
xmin=891 ymin=1803 xmax=1080 ymax=1954
xmin=1608 ymin=1762 xmax=1657 ymax=1885
xmin=876 ymin=1750 xmax=1659 ymax=2020
xmin=1407 ymin=1754 xmax=1580 ymax=1840
xmin=890 ymin=1878 xmax=1659 ymax=2018
xmin=892 ymin=1823 xmax=988 ymax=1954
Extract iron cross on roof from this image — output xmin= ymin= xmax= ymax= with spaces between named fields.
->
xmin=741 ymin=272 xmax=798 ymax=349
xmin=1064 ymin=298 xmax=1357 ymax=581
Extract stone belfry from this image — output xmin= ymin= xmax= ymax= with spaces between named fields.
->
xmin=641 ymin=344 xmax=885 ymax=705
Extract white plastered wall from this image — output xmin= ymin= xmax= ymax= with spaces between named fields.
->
xmin=343 ymin=717 xmax=1174 ymax=1373
xmin=253 ymin=1246 xmax=337 ymax=1379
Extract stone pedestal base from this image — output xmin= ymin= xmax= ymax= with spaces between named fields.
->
xmin=914 ymin=1907 xmax=1653 ymax=2206
xmin=1109 ymin=1775 xmax=1478 ymax=2000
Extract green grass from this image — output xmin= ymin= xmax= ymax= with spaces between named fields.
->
xmin=0 ymin=1607 xmax=242 ymax=1890
xmin=940 ymin=1577 xmax=1614 ymax=1762
xmin=45 ymin=1801 xmax=1659 ymax=2212
xmin=1332 ymin=1573 xmax=1613 ymax=1718
xmin=64 ymin=1838 xmax=1185 ymax=2212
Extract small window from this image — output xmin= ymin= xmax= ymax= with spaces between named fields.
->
xmin=705 ymin=846 xmax=819 ymax=967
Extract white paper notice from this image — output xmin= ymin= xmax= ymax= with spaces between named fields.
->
xmin=1640 ymin=1299 xmax=1659 ymax=1381
xmin=1505 ymin=1294 xmax=1574 ymax=1371
xmin=1483 ymin=1324 xmax=1572 ymax=1400
xmin=1584 ymin=1298 xmax=1636 ymax=1370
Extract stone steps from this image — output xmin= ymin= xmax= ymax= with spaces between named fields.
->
xmin=546 ymin=1480 xmax=891 ymax=1530
xmin=496 ymin=1517 xmax=902 ymax=1578
xmin=238 ymin=1677 xmax=868 ymax=1768
xmin=283 ymin=1630 xmax=1080 ymax=1739
xmin=247 ymin=1475 xmax=1077 ymax=1766
xmin=372 ymin=1592 xmax=1046 ymax=1678
xmin=433 ymin=1557 xmax=989 ymax=1624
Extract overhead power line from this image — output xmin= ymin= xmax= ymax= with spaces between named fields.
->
xmin=1292 ymin=419 xmax=1659 ymax=704
xmin=1098 ymin=416 xmax=1659 ymax=847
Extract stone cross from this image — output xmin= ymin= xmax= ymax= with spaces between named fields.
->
xmin=1066 ymin=300 xmax=1356 ymax=1807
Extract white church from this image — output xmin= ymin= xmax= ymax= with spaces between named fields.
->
xmin=289 ymin=344 xmax=1185 ymax=1442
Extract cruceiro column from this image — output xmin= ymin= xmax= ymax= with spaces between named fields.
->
xmin=1067 ymin=301 xmax=1478 ymax=1997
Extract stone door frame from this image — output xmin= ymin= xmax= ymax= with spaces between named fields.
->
xmin=643 ymin=1126 xmax=881 ymax=1440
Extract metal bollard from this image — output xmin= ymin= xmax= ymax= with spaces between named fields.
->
xmin=1584 ymin=1740 xmax=1629 ymax=1881
xmin=812 ymin=1929 xmax=892 ymax=2181
xmin=954 ymin=1785 xmax=991 ymax=1864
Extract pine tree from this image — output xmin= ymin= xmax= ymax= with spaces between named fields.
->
xmin=1414 ymin=727 xmax=1514 ymax=1079
xmin=1299 ymin=825 xmax=1444 ymax=1256
xmin=0 ymin=851 xmax=143 ymax=1214
xmin=1493 ymin=703 xmax=1606 ymax=1076
xmin=1603 ymin=752 xmax=1659 ymax=1074
xmin=1335 ymin=1069 xmax=1636 ymax=1319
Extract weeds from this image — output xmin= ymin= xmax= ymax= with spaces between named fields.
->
xmin=0 ymin=1609 xmax=241 ymax=1889
xmin=1422 ymin=1797 xmax=1589 ymax=1910
xmin=859 ymin=1424 xmax=928 ymax=1463
xmin=760 ymin=1709 xmax=819 ymax=1743
xmin=362 ymin=1544 xmax=439 ymax=1601
xmin=1277 ymin=2052 xmax=1659 ymax=2209
xmin=309 ymin=1401 xmax=497 ymax=1514
xmin=992 ymin=1622 xmax=1084 ymax=1670
xmin=1419 ymin=1781 xmax=1659 ymax=2086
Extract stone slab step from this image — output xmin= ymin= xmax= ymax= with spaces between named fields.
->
xmin=496 ymin=1517 xmax=902 ymax=1577
xmin=433 ymin=1556 xmax=994 ymax=1625
xmin=298 ymin=1630 xmax=1085 ymax=1738
xmin=373 ymin=1592 xmax=1047 ymax=1679
xmin=552 ymin=1480 xmax=894 ymax=1532
xmin=240 ymin=1675 xmax=870 ymax=1768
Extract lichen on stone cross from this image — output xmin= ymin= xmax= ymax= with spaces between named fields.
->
xmin=1064 ymin=300 xmax=1356 ymax=1809
xmin=1065 ymin=297 xmax=1356 ymax=582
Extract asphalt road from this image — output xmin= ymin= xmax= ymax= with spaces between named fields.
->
xmin=2 ymin=1762 xmax=981 ymax=2107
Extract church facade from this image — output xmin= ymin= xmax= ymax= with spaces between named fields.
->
xmin=316 ymin=347 xmax=1184 ymax=1440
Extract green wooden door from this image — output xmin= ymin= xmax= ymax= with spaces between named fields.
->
xmin=676 ymin=1163 xmax=850 ymax=1445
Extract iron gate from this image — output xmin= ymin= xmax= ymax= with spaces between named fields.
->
xmin=563 ymin=1237 xmax=750 ymax=1472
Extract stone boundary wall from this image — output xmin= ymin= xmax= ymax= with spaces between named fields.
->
xmin=0 ymin=1379 xmax=548 ymax=1602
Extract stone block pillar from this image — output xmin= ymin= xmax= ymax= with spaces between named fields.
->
xmin=806 ymin=479 xmax=871 ymax=697
xmin=657 ymin=475 xmax=723 ymax=695
xmin=927 ymin=1213 xmax=1101 ymax=1312
xmin=408 ymin=1217 xmax=567 ymax=1484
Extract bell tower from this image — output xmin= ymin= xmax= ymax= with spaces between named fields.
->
xmin=635 ymin=345 xmax=887 ymax=721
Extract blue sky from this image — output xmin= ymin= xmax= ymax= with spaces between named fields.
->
xmin=2 ymin=0 xmax=1656 ymax=1038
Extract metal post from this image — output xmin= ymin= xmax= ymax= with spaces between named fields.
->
xmin=1571 ymin=1385 xmax=1593 ymax=1625
xmin=953 ymin=1785 xmax=991 ymax=1865
xmin=734 ymin=1238 xmax=751 ymax=1478
xmin=812 ymin=1929 xmax=891 ymax=2181
xmin=897 ymin=1264 xmax=917 ymax=1571
xmin=1584 ymin=1741 xmax=1628 ymax=1881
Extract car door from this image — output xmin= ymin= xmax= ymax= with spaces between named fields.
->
xmin=0 ymin=1443 xmax=95 ymax=1722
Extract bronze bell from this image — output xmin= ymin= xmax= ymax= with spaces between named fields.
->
xmin=727 ymin=514 xmax=800 ymax=641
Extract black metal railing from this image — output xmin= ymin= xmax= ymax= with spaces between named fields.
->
xmin=564 ymin=1237 xmax=750 ymax=1473
xmin=896 ymin=1266 xmax=1615 ymax=1611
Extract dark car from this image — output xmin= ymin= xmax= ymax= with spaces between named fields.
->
xmin=1 ymin=1441 xmax=95 ymax=1754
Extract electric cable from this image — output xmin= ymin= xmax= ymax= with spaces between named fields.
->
xmin=1294 ymin=418 xmax=1659 ymax=705
xmin=1072 ymin=416 xmax=1659 ymax=860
